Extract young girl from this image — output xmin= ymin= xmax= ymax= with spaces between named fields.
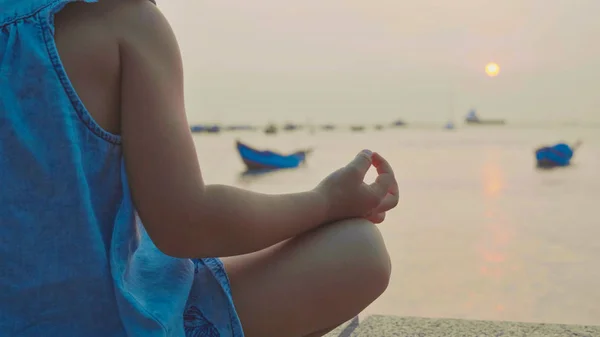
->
xmin=0 ymin=0 xmax=399 ymax=336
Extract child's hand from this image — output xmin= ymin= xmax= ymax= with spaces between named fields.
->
xmin=315 ymin=150 xmax=399 ymax=224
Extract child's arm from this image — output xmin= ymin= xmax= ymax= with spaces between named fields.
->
xmin=118 ymin=1 xmax=329 ymax=258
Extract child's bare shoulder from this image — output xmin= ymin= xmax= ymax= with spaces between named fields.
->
xmin=56 ymin=0 xmax=164 ymax=40
xmin=53 ymin=0 xmax=170 ymax=134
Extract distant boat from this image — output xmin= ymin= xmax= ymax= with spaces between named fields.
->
xmin=190 ymin=125 xmax=220 ymax=133
xmin=226 ymin=125 xmax=255 ymax=131
xmin=374 ymin=124 xmax=384 ymax=130
xmin=236 ymin=140 xmax=310 ymax=171
xmin=264 ymin=124 xmax=277 ymax=135
xmin=283 ymin=123 xmax=300 ymax=131
xmin=390 ymin=120 xmax=407 ymax=127
xmin=444 ymin=121 xmax=455 ymax=130
xmin=350 ymin=125 xmax=365 ymax=132
xmin=321 ymin=124 xmax=335 ymax=131
xmin=535 ymin=141 xmax=581 ymax=169
xmin=465 ymin=109 xmax=505 ymax=125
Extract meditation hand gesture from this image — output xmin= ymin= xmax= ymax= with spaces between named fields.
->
xmin=315 ymin=150 xmax=399 ymax=224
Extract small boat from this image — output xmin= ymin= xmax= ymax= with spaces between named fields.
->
xmin=465 ymin=109 xmax=505 ymax=125
xmin=226 ymin=125 xmax=255 ymax=131
xmin=390 ymin=120 xmax=407 ymax=127
xmin=350 ymin=125 xmax=365 ymax=132
xmin=190 ymin=125 xmax=221 ymax=133
xmin=236 ymin=140 xmax=310 ymax=171
xmin=283 ymin=123 xmax=300 ymax=131
xmin=535 ymin=141 xmax=581 ymax=168
xmin=444 ymin=121 xmax=455 ymax=130
xmin=374 ymin=124 xmax=384 ymax=131
xmin=321 ymin=124 xmax=335 ymax=131
xmin=264 ymin=124 xmax=277 ymax=135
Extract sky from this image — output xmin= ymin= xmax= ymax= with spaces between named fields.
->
xmin=158 ymin=0 xmax=600 ymax=125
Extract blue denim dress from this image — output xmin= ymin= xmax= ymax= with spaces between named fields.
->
xmin=0 ymin=1 xmax=243 ymax=336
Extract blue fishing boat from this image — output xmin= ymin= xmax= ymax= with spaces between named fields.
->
xmin=236 ymin=140 xmax=310 ymax=171
xmin=190 ymin=125 xmax=220 ymax=133
xmin=535 ymin=141 xmax=581 ymax=168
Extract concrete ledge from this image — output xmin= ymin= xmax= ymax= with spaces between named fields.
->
xmin=325 ymin=315 xmax=600 ymax=337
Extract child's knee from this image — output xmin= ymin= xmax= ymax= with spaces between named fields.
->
xmin=327 ymin=218 xmax=392 ymax=294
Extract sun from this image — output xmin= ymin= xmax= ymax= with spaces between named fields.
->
xmin=485 ymin=62 xmax=500 ymax=77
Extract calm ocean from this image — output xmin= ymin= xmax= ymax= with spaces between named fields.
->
xmin=194 ymin=125 xmax=600 ymax=325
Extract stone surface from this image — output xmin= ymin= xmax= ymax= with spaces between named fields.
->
xmin=324 ymin=316 xmax=360 ymax=337
xmin=325 ymin=315 xmax=600 ymax=337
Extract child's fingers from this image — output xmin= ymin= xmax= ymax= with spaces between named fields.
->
xmin=372 ymin=152 xmax=394 ymax=176
xmin=373 ymin=152 xmax=399 ymax=196
xmin=347 ymin=150 xmax=373 ymax=178
xmin=366 ymin=212 xmax=386 ymax=224
xmin=373 ymin=152 xmax=399 ymax=192
xmin=374 ymin=193 xmax=399 ymax=214
xmin=369 ymin=172 xmax=396 ymax=199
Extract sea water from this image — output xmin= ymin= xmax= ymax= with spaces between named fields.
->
xmin=193 ymin=126 xmax=600 ymax=326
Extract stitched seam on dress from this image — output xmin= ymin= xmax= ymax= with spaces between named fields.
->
xmin=38 ymin=1 xmax=122 ymax=145
xmin=1 ymin=0 xmax=63 ymax=27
